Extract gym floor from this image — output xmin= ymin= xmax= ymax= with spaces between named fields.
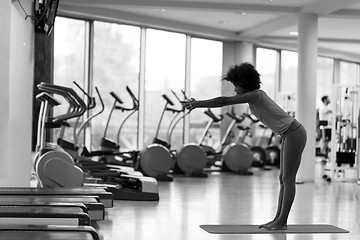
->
xmin=94 ymin=162 xmax=360 ymax=240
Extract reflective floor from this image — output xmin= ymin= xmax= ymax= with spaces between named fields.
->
xmin=95 ymin=163 xmax=360 ymax=240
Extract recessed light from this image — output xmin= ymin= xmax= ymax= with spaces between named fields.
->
xmin=218 ymin=20 xmax=230 ymax=24
xmin=154 ymin=9 xmax=166 ymax=12
xmin=289 ymin=31 xmax=298 ymax=36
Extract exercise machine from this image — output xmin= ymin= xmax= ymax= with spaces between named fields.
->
xmin=220 ymin=111 xmax=254 ymax=174
xmin=137 ymin=94 xmax=174 ymax=181
xmin=328 ymin=85 xmax=359 ymax=182
xmin=198 ymin=108 xmax=224 ymax=168
xmin=36 ymin=83 xmax=159 ymax=201
xmin=34 ymin=83 xmax=86 ymax=187
xmin=92 ymin=86 xmax=140 ymax=166
xmin=0 ymin=225 xmax=100 ymax=240
xmin=167 ymin=91 xmax=208 ymax=177
xmin=0 ymin=195 xmax=105 ymax=221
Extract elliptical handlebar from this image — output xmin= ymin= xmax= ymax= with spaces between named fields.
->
xmin=38 ymin=82 xmax=87 ymax=122
xmin=111 ymin=87 xmax=139 ymax=111
xmin=162 ymin=94 xmax=175 ymax=106
xmin=73 ymin=81 xmax=96 ymax=110
xmin=35 ymin=92 xmax=61 ymax=107
xmin=126 ymin=86 xmax=139 ymax=110
xmin=75 ymin=86 xmax=105 ymax=145
xmin=110 ymin=91 xmax=123 ymax=104
xmin=204 ymin=108 xmax=223 ymax=122
xmin=226 ymin=112 xmax=244 ymax=123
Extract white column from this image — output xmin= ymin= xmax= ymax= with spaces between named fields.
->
xmin=0 ymin=1 xmax=34 ymax=186
xmin=0 ymin=0 xmax=11 ymax=185
xmin=296 ymin=13 xmax=318 ymax=183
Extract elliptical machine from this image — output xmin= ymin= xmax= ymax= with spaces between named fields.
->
xmin=220 ymin=111 xmax=254 ymax=174
xmin=90 ymin=86 xmax=140 ymax=166
xmin=166 ymin=91 xmax=208 ymax=177
xmin=34 ymin=83 xmax=86 ymax=187
xmin=136 ymin=94 xmax=175 ymax=181
xmin=197 ymin=108 xmax=224 ymax=168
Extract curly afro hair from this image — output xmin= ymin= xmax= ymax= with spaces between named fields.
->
xmin=221 ymin=62 xmax=261 ymax=91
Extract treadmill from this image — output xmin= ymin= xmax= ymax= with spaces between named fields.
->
xmin=0 ymin=205 xmax=90 ymax=226
xmin=0 ymin=225 xmax=100 ymax=240
xmin=0 ymin=196 xmax=105 ymax=221
xmin=0 ymin=187 xmax=113 ymax=208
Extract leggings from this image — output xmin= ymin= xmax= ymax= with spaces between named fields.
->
xmin=275 ymin=120 xmax=307 ymax=223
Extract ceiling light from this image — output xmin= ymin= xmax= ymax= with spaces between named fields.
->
xmin=218 ymin=20 xmax=229 ymax=24
xmin=154 ymin=9 xmax=166 ymax=12
xmin=289 ymin=31 xmax=298 ymax=36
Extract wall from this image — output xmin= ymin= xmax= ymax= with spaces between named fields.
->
xmin=0 ymin=0 xmax=34 ymax=186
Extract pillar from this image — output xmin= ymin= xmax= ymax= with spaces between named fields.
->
xmin=296 ymin=13 xmax=318 ymax=182
xmin=0 ymin=1 xmax=34 ymax=186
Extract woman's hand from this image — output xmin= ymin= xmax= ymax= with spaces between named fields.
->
xmin=181 ymin=98 xmax=196 ymax=111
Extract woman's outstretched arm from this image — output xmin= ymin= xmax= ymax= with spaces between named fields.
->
xmin=182 ymin=91 xmax=259 ymax=110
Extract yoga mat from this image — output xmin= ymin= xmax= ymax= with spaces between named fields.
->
xmin=200 ymin=224 xmax=349 ymax=234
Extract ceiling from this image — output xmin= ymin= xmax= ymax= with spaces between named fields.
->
xmin=58 ymin=0 xmax=360 ymax=62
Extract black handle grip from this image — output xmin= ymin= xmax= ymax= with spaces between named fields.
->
xmin=36 ymin=92 xmax=61 ymax=107
xmin=162 ymin=94 xmax=174 ymax=106
xmin=226 ymin=112 xmax=244 ymax=123
xmin=171 ymin=90 xmax=182 ymax=103
xmin=204 ymin=108 xmax=223 ymax=122
xmin=126 ymin=86 xmax=138 ymax=102
xmin=110 ymin=91 xmax=123 ymax=104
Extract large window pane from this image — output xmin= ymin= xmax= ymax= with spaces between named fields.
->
xmin=256 ymin=47 xmax=277 ymax=99
xmin=280 ymin=50 xmax=298 ymax=115
xmin=93 ymin=22 xmax=140 ymax=151
xmin=189 ymin=38 xmax=223 ymax=150
xmin=340 ymin=61 xmax=357 ymax=86
xmin=54 ymin=17 xmax=86 ymax=146
xmin=316 ymin=57 xmax=334 ymax=108
xmin=144 ymin=29 xmax=186 ymax=149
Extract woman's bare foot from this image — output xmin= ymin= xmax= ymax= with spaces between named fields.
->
xmin=261 ymin=221 xmax=287 ymax=230
xmin=258 ymin=220 xmax=276 ymax=229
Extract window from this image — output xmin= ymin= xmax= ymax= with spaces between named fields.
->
xmin=340 ymin=61 xmax=357 ymax=86
xmin=189 ymin=38 xmax=223 ymax=150
xmin=144 ymin=29 xmax=186 ymax=149
xmin=316 ymin=57 xmax=334 ymax=108
xmin=256 ymin=47 xmax=278 ymax=99
xmin=92 ymin=22 xmax=141 ymax=151
xmin=280 ymin=50 xmax=298 ymax=114
xmin=54 ymin=17 xmax=86 ymax=146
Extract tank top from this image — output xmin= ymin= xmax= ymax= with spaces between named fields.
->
xmin=248 ymin=90 xmax=294 ymax=135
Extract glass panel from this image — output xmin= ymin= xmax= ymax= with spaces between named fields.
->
xmin=316 ymin=57 xmax=334 ymax=109
xmin=339 ymin=61 xmax=357 ymax=86
xmin=255 ymin=47 xmax=277 ymax=99
xmin=53 ymin=17 xmax=86 ymax=146
xmin=280 ymin=50 xmax=298 ymax=115
xmin=92 ymin=22 xmax=141 ymax=151
xmin=189 ymin=38 xmax=223 ymax=150
xmin=144 ymin=29 xmax=186 ymax=149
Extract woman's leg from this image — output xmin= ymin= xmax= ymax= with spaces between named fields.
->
xmin=263 ymin=126 xmax=307 ymax=230
xmin=259 ymin=141 xmax=285 ymax=229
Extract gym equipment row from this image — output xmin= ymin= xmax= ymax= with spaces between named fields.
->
xmin=90 ymin=86 xmax=280 ymax=179
xmin=35 ymin=82 xmax=159 ymax=201
xmin=0 ymin=186 xmax=109 ymax=239
xmin=0 ymin=82 xmax=159 ymax=239
xmin=326 ymin=85 xmax=359 ymax=182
